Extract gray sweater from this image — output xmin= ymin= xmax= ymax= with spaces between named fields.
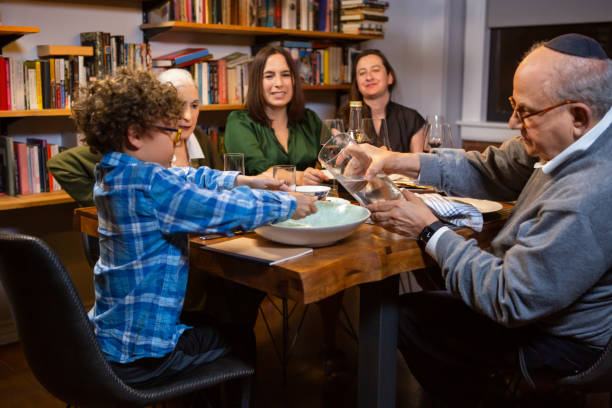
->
xmin=418 ymin=124 xmax=612 ymax=348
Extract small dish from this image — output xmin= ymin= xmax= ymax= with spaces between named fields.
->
xmin=296 ymin=185 xmax=331 ymax=200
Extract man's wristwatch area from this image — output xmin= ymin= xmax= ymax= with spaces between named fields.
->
xmin=417 ymin=221 xmax=447 ymax=250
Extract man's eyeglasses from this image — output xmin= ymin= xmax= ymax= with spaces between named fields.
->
xmin=151 ymin=124 xmax=182 ymax=144
xmin=508 ymin=96 xmax=576 ymax=126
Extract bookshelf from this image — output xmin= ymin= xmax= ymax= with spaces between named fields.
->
xmin=0 ymin=84 xmax=351 ymax=119
xmin=0 ymin=190 xmax=73 ymax=211
xmin=141 ymin=21 xmax=383 ymax=42
xmin=0 ymin=25 xmax=40 ymax=49
xmin=37 ymin=45 xmax=93 ymax=57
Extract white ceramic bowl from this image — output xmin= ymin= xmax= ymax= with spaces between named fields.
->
xmin=295 ymin=185 xmax=331 ymax=200
xmin=254 ymin=199 xmax=370 ymax=247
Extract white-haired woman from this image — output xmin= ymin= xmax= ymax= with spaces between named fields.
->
xmin=157 ymin=68 xmax=222 ymax=169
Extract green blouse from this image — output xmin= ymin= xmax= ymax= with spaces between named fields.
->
xmin=224 ymin=109 xmax=323 ymax=175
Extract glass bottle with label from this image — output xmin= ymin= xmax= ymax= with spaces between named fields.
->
xmin=347 ymin=101 xmax=369 ymax=143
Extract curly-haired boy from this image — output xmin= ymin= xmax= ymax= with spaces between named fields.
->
xmin=72 ymin=68 xmax=317 ymax=383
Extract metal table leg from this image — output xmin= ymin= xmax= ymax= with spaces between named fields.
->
xmin=358 ymin=275 xmax=399 ymax=408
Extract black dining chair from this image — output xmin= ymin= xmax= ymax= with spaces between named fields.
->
xmin=0 ymin=232 xmax=254 ymax=408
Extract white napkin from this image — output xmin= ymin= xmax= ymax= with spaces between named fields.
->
xmin=417 ymin=193 xmax=483 ymax=232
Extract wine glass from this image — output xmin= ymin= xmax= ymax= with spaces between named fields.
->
xmin=362 ymin=118 xmax=391 ymax=150
xmin=320 ymin=119 xmax=344 ymax=196
xmin=424 ymin=122 xmax=452 ymax=151
xmin=320 ymin=119 xmax=345 ymax=146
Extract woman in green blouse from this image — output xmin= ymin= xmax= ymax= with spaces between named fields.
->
xmin=224 ymin=45 xmax=328 ymax=185
xmin=226 ymin=45 xmax=349 ymax=374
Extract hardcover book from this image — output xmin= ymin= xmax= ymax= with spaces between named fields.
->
xmin=153 ymin=48 xmax=211 ymax=68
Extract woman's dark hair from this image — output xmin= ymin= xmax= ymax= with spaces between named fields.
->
xmin=245 ymin=45 xmax=306 ymax=127
xmin=72 ymin=68 xmax=184 ymax=154
xmin=341 ymin=49 xmax=398 ymax=123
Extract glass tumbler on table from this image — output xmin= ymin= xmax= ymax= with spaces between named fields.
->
xmin=318 ymin=132 xmax=404 ymax=206
xmin=272 ymin=165 xmax=296 ymax=191
xmin=223 ymin=153 xmax=245 ymax=174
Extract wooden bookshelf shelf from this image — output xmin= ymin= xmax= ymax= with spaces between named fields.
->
xmin=141 ymin=21 xmax=384 ymax=42
xmin=199 ymin=104 xmax=244 ymax=112
xmin=37 ymin=44 xmax=94 ymax=57
xmin=0 ymin=25 xmax=40 ymax=48
xmin=0 ymin=109 xmax=72 ymax=118
xmin=0 ymin=83 xmax=347 ymax=116
xmin=303 ymin=84 xmax=350 ymax=91
xmin=0 ymin=190 xmax=74 ymax=211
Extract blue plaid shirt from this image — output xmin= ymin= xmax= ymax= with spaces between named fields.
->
xmin=91 ymin=152 xmax=296 ymax=363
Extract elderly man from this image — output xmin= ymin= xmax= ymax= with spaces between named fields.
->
xmin=346 ymin=33 xmax=612 ymax=405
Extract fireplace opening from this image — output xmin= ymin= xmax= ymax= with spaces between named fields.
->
xmin=487 ymin=22 xmax=612 ymax=122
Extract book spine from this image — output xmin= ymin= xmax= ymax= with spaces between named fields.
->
xmin=14 ymin=142 xmax=29 ymax=194
xmin=217 ymin=59 xmax=227 ymax=104
xmin=34 ymin=61 xmax=43 ymax=110
xmin=0 ymin=136 xmax=16 ymax=196
xmin=0 ymin=58 xmax=8 ymax=111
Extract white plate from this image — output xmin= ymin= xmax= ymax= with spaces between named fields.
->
xmin=447 ymin=197 xmax=503 ymax=213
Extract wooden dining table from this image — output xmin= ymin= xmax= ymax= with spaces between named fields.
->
xmin=74 ymin=203 xmax=511 ymax=408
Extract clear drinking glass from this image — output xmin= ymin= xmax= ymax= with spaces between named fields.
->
xmin=223 ymin=153 xmax=245 ymax=174
xmin=318 ymin=132 xmax=404 ymax=206
xmin=362 ymin=118 xmax=391 ymax=150
xmin=320 ymin=119 xmax=345 ymax=146
xmin=424 ymin=122 xmax=452 ymax=151
xmin=272 ymin=165 xmax=296 ymax=191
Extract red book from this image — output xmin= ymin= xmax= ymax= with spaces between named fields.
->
xmin=14 ymin=142 xmax=30 ymax=195
xmin=217 ymin=58 xmax=227 ymax=105
xmin=4 ymin=58 xmax=11 ymax=110
xmin=0 ymin=58 xmax=8 ymax=110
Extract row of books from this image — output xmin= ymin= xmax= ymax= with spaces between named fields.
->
xmin=259 ymin=40 xmax=359 ymax=85
xmin=146 ymin=0 xmax=343 ymax=33
xmin=0 ymin=137 xmax=63 ymax=197
xmin=0 ymin=40 xmax=152 ymax=112
xmin=0 ymin=56 xmax=85 ymax=111
xmin=80 ymin=32 xmax=152 ymax=81
xmin=175 ymin=52 xmax=252 ymax=106
xmin=341 ymin=0 xmax=388 ymax=35
xmin=200 ymin=125 xmax=227 ymax=156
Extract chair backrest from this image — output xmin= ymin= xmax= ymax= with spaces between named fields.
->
xmin=0 ymin=232 xmax=141 ymax=406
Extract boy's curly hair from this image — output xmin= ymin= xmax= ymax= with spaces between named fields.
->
xmin=72 ymin=68 xmax=184 ymax=154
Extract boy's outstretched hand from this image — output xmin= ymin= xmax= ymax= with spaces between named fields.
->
xmin=288 ymin=192 xmax=318 ymax=219
xmin=235 ymin=174 xmax=286 ymax=190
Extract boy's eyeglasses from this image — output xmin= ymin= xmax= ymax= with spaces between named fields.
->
xmin=151 ymin=124 xmax=182 ymax=144
xmin=508 ymin=96 xmax=576 ymax=126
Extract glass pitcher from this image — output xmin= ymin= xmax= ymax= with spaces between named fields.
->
xmin=318 ymin=132 xmax=404 ymax=206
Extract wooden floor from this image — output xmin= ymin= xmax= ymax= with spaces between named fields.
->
xmin=0 ymin=288 xmax=427 ymax=408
